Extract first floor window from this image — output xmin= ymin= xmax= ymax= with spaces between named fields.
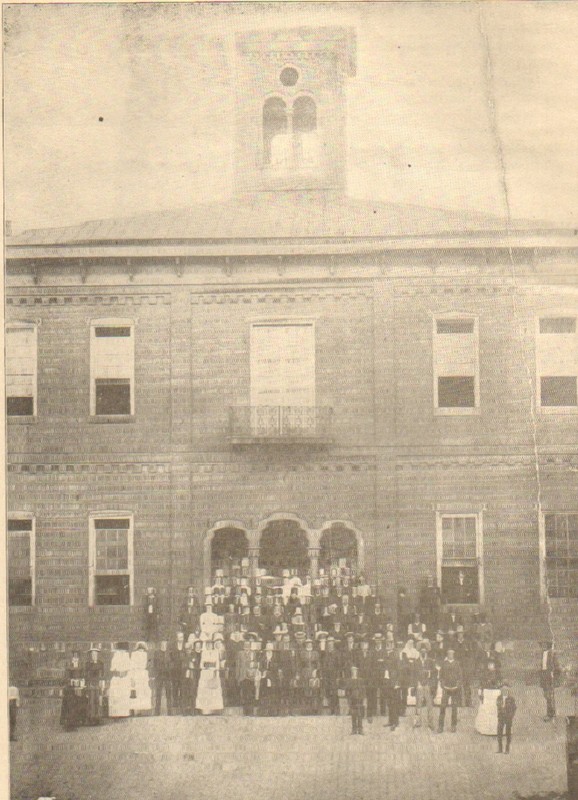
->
xmin=545 ymin=513 xmax=578 ymax=598
xmin=8 ymin=517 xmax=34 ymax=606
xmin=90 ymin=516 xmax=133 ymax=606
xmin=438 ymin=514 xmax=480 ymax=604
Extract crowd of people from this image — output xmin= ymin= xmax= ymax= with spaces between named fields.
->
xmin=55 ymin=564 xmax=565 ymax=753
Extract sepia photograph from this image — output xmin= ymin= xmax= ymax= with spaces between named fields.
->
xmin=2 ymin=2 xmax=578 ymax=798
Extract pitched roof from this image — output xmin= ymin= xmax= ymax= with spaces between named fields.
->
xmin=7 ymin=191 xmax=536 ymax=248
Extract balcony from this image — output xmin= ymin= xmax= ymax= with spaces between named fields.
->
xmin=229 ymin=406 xmax=333 ymax=447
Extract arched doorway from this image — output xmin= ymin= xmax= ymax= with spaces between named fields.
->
xmin=319 ymin=522 xmax=359 ymax=577
xmin=259 ymin=519 xmax=310 ymax=578
xmin=210 ymin=527 xmax=249 ymax=580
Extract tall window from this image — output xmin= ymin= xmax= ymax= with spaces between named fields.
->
xmin=263 ymin=93 xmax=319 ymax=171
xmin=250 ymin=322 xmax=316 ymax=435
xmin=6 ymin=323 xmax=37 ymax=417
xmin=433 ymin=317 xmax=479 ymax=412
xmin=537 ymin=316 xmax=577 ymax=410
xmin=8 ymin=516 xmax=35 ymax=606
xmin=89 ymin=515 xmax=133 ymax=606
xmin=544 ymin=513 xmax=578 ymax=598
xmin=90 ymin=320 xmax=134 ymax=416
xmin=437 ymin=513 xmax=482 ymax=604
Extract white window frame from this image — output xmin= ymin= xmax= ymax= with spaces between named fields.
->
xmin=436 ymin=511 xmax=484 ymax=605
xmin=535 ymin=313 xmax=578 ymax=415
xmin=539 ymin=510 xmax=578 ymax=602
xmin=88 ymin=512 xmax=134 ymax=607
xmin=89 ymin=318 xmax=135 ymax=416
xmin=7 ymin=513 xmax=36 ymax=606
xmin=432 ymin=314 xmax=480 ymax=415
xmin=5 ymin=321 xmax=38 ymax=417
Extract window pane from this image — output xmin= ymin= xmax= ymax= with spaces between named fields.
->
xmin=94 ymin=575 xmax=130 ymax=606
xmin=9 ymin=578 xmax=32 ymax=606
xmin=438 ymin=376 xmax=475 ymax=408
xmin=95 ymin=326 xmax=131 ymax=337
xmin=540 ymin=317 xmax=576 ymax=334
xmin=95 ymin=379 xmax=131 ymax=415
xmin=7 ymin=396 xmax=34 ymax=417
xmin=436 ymin=319 xmax=474 ymax=334
xmin=8 ymin=518 xmax=33 ymax=532
xmin=541 ymin=376 xmax=578 ymax=407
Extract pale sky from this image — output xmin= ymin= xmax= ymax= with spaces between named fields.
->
xmin=3 ymin=1 xmax=578 ymax=232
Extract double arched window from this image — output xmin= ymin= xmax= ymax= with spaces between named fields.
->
xmin=263 ymin=95 xmax=318 ymax=170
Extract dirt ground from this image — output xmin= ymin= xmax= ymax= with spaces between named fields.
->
xmin=9 ymin=684 xmax=573 ymax=800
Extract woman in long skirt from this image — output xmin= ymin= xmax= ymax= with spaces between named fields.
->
xmin=60 ymin=652 xmax=87 ymax=731
xmin=108 ymin=643 xmax=131 ymax=718
xmin=130 ymin=642 xmax=152 ymax=715
xmin=85 ymin=648 xmax=105 ymax=725
xmin=195 ymin=639 xmax=224 ymax=715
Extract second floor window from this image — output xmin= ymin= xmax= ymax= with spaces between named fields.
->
xmin=6 ymin=323 xmax=37 ymax=417
xmin=8 ymin=516 xmax=35 ymax=606
xmin=537 ymin=316 xmax=577 ymax=410
xmin=90 ymin=320 xmax=134 ymax=416
xmin=433 ymin=317 xmax=479 ymax=412
xmin=263 ymin=94 xmax=319 ymax=171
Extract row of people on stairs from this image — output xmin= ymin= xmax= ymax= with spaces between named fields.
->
xmin=60 ymin=623 xmax=503 ymax=728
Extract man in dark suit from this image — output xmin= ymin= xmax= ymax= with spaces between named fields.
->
xmin=438 ymin=649 xmax=463 ymax=733
xmin=496 ymin=683 xmax=517 ymax=754
xmin=345 ymin=665 xmax=366 ymax=735
xmin=258 ymin=642 xmax=281 ymax=716
xmin=153 ymin=640 xmax=172 ymax=715
xmin=414 ymin=641 xmax=437 ymax=730
xmin=382 ymin=639 xmax=401 ymax=730
xmin=539 ymin=641 xmax=561 ymax=721
xmin=320 ymin=636 xmax=342 ymax=715
xmin=357 ymin=638 xmax=377 ymax=722
xmin=169 ymin=631 xmax=187 ymax=714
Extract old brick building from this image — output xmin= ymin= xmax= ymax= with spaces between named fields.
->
xmin=5 ymin=27 xmax=578 ymax=657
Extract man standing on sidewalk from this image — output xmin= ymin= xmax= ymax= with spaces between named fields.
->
xmin=345 ymin=665 xmax=366 ymax=735
xmin=496 ymin=683 xmax=517 ymax=754
xmin=414 ymin=641 xmax=436 ymax=730
xmin=438 ymin=649 xmax=462 ymax=733
xmin=539 ymin=641 xmax=561 ymax=722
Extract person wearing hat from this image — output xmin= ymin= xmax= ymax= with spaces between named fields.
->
xmin=153 ymin=640 xmax=173 ymax=716
xmin=418 ymin=573 xmax=442 ymax=634
xmin=170 ymin=630 xmax=188 ymax=714
xmin=396 ymin=587 xmax=412 ymax=637
xmin=496 ymin=683 xmax=517 ymax=754
xmin=236 ymin=638 xmax=258 ymax=716
xmin=321 ymin=636 xmax=342 ymax=715
xmin=130 ymin=641 xmax=152 ymax=716
xmin=344 ymin=665 xmax=366 ymax=735
xmin=454 ymin=626 xmax=474 ymax=707
xmin=85 ymin=646 xmax=105 ymax=725
xmin=539 ymin=641 xmax=561 ymax=721
xmin=341 ymin=632 xmax=358 ymax=677
xmin=357 ymin=638 xmax=377 ymax=722
xmin=183 ymin=639 xmax=203 ymax=714
xmin=399 ymin=639 xmax=419 ymax=715
xmin=371 ymin=634 xmax=388 ymax=717
xmin=414 ymin=641 xmax=437 ymax=730
xmin=382 ymin=639 xmax=401 ymax=730
xmin=108 ymin=642 xmax=131 ymax=718
xmin=278 ymin=633 xmax=297 ymax=716
xmin=437 ymin=649 xmax=463 ymax=733
xmin=299 ymin=638 xmax=321 ymax=715
xmin=144 ymin=587 xmax=160 ymax=642
xmin=258 ymin=642 xmax=281 ymax=716
xmin=195 ymin=638 xmax=224 ymax=715
xmin=60 ymin=652 xmax=87 ymax=731
xmin=178 ymin=587 xmax=200 ymax=641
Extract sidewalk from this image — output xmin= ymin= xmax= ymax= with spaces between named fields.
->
xmin=9 ymin=684 xmax=573 ymax=800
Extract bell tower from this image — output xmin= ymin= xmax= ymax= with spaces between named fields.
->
xmin=234 ymin=27 xmax=356 ymax=194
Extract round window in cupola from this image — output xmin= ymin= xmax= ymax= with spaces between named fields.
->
xmin=279 ymin=66 xmax=299 ymax=87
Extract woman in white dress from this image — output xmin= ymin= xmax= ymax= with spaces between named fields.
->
xmin=475 ymin=660 xmax=501 ymax=735
xmin=195 ymin=638 xmax=224 ymax=715
xmin=108 ymin=642 xmax=131 ymax=718
xmin=130 ymin=641 xmax=152 ymax=715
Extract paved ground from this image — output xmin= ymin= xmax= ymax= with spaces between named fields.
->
xmin=9 ymin=684 xmax=574 ymax=800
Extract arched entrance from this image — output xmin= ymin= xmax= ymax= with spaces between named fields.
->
xmin=210 ymin=526 xmax=249 ymax=579
xmin=319 ymin=522 xmax=359 ymax=576
xmin=259 ymin=519 xmax=310 ymax=578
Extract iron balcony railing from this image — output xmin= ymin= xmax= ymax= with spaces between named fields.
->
xmin=229 ymin=406 xmax=333 ymax=444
